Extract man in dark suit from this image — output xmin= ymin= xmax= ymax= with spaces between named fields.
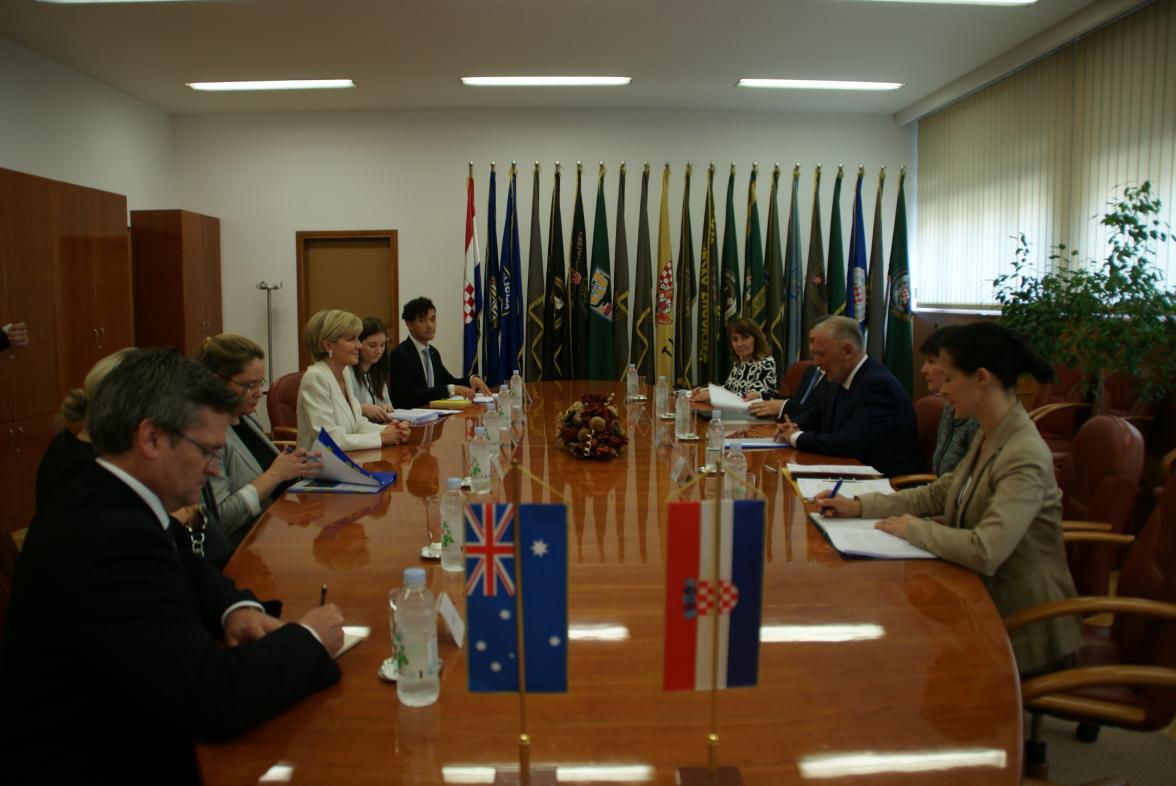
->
xmin=747 ymin=361 xmax=830 ymax=421
xmin=388 ymin=296 xmax=492 ymax=408
xmin=775 ymin=316 xmax=923 ymax=477
xmin=0 ymin=349 xmax=344 ymax=785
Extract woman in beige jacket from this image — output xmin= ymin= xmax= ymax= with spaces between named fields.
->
xmin=817 ymin=322 xmax=1082 ymax=674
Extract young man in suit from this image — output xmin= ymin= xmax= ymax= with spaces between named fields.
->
xmin=0 ymin=349 xmax=344 ymax=785
xmin=775 ymin=316 xmax=923 ymax=478
xmin=388 ymin=296 xmax=492 ymax=408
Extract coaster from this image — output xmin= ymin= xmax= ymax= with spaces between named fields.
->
xmin=658 ymin=413 xmax=676 ymax=421
xmin=377 ymin=657 xmax=399 ymax=682
xmin=420 ymin=542 xmax=442 ymax=560
xmin=676 ymin=433 xmax=701 ymax=442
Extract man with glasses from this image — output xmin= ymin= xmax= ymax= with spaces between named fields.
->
xmin=0 ymin=348 xmax=344 ymax=785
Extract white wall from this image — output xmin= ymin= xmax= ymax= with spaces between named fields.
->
xmin=0 ymin=36 xmax=174 ymax=212
xmin=175 ymin=109 xmax=915 ymax=382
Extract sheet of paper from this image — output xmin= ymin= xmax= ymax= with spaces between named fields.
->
xmin=334 ymin=625 xmax=370 ymax=660
xmin=288 ymin=429 xmax=396 ymax=493
xmin=724 ymin=437 xmax=785 ymax=450
xmin=809 ymin=514 xmax=936 ymax=560
xmin=287 ymin=479 xmax=388 ymax=494
xmin=390 ymin=408 xmax=442 ymax=424
xmin=436 ymin=592 xmax=466 ymax=649
xmin=472 ymin=394 xmax=495 ymax=404
xmin=786 ymin=462 xmax=883 ymax=477
xmin=707 ymin=383 xmax=750 ymax=413
xmin=796 ymin=477 xmax=896 ymax=500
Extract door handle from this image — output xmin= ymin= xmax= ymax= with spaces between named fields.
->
xmin=14 ymin=426 xmax=24 ymax=453
xmin=7 ymin=428 xmax=15 ymax=450
xmin=93 ymin=328 xmax=100 ymax=347
xmin=98 ymin=326 xmax=106 ymax=346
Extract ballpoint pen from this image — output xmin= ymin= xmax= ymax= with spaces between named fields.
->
xmin=319 ymin=584 xmax=328 ymax=607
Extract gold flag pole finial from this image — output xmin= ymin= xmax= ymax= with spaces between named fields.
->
xmin=469 ymin=161 xmax=474 ymax=177
xmin=793 ymin=163 xmax=800 ymax=178
xmin=730 ymin=162 xmax=736 ymax=176
xmin=857 ymin=164 xmax=864 ymax=177
xmin=643 ymin=161 xmax=650 ymax=174
xmin=879 ymin=166 xmax=886 ymax=184
xmin=555 ymin=161 xmax=561 ymax=173
xmin=620 ymin=161 xmax=626 ymax=175
xmin=599 ymin=161 xmax=606 ymax=179
xmin=837 ymin=164 xmax=844 ymax=177
xmin=511 ymin=161 xmax=517 ymax=176
xmin=534 ymin=161 xmax=540 ymax=173
xmin=491 ymin=161 xmax=496 ymax=172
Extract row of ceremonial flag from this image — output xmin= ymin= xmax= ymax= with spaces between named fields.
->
xmin=463 ymin=162 xmax=914 ymax=395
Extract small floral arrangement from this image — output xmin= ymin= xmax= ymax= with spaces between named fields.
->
xmin=555 ymin=393 xmax=629 ymax=460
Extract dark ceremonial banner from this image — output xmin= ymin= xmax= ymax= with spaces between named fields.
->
xmin=525 ymin=164 xmax=545 ymax=381
xmin=884 ymin=169 xmax=914 ymax=397
xmin=801 ymin=167 xmax=828 ymax=361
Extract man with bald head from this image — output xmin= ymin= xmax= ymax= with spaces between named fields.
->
xmin=775 ymin=316 xmax=923 ymax=477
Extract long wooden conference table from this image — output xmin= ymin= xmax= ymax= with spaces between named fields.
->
xmin=199 ymin=381 xmax=1022 ymax=785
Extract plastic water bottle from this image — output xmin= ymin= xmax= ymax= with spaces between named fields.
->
xmin=706 ymin=411 xmax=725 ymax=469
xmin=395 ymin=567 xmax=440 ymax=707
xmin=484 ymin=402 xmax=501 ymax=451
xmin=724 ymin=442 xmax=747 ymax=499
xmin=469 ymin=426 xmax=492 ymax=494
xmin=510 ymin=369 xmax=524 ymax=416
xmin=655 ymin=375 xmax=670 ymax=417
xmin=626 ymin=363 xmax=639 ymax=400
xmin=675 ymin=389 xmax=692 ymax=439
xmin=440 ymin=477 xmax=465 ymax=572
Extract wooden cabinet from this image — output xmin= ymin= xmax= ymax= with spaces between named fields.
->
xmin=131 ymin=210 xmax=222 ymax=355
xmin=0 ymin=167 xmax=131 ymax=536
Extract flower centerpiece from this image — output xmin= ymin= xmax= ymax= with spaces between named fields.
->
xmin=555 ymin=393 xmax=629 ymax=460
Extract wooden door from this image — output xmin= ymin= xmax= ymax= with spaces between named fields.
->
xmin=6 ymin=411 xmax=57 ymax=531
xmin=94 ymin=193 xmax=133 ymax=354
xmin=295 ymin=231 xmax=398 ymax=370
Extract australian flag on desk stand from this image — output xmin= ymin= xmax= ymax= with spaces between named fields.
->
xmin=663 ymin=499 xmax=765 ymax=690
xmin=465 ymin=502 xmax=568 ymax=692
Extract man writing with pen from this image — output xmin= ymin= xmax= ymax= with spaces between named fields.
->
xmin=773 ymin=316 xmax=923 ymax=479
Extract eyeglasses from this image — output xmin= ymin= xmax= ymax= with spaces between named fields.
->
xmin=176 ymin=432 xmax=225 ymax=468
xmin=227 ymin=376 xmax=267 ymax=393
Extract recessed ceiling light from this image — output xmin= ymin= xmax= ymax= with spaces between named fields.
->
xmin=737 ymin=78 xmax=904 ymax=91
xmin=461 ymin=76 xmax=632 ymax=87
xmin=186 ymin=79 xmax=356 ymax=92
xmin=38 ymin=0 xmax=207 ymax=4
xmin=853 ymin=0 xmax=1036 ymax=5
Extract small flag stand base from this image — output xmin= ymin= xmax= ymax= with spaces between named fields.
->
xmin=676 ymin=766 xmax=743 ymax=786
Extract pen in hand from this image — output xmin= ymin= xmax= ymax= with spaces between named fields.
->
xmin=319 ymin=584 xmax=328 ymax=607
xmin=820 ymin=479 xmax=844 ymax=516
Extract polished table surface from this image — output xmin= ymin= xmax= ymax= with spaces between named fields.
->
xmin=199 ymin=381 xmax=1022 ymax=785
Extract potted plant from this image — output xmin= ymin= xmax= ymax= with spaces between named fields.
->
xmin=993 ymin=181 xmax=1176 ymax=406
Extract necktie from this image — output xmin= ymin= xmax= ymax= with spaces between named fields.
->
xmin=798 ymin=368 xmax=824 ymax=404
xmin=422 ymin=348 xmax=434 ymax=387
xmin=830 ymin=386 xmax=843 ymax=430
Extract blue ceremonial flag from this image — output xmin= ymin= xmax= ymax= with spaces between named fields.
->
xmin=463 ymin=172 xmax=482 ymax=378
xmin=500 ymin=166 xmax=525 ymax=378
xmin=846 ymin=168 xmax=868 ymax=333
xmin=465 ymin=502 xmax=568 ymax=693
xmin=482 ymin=167 xmax=502 ymax=387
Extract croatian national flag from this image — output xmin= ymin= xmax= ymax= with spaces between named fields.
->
xmin=463 ymin=173 xmax=482 ymax=379
xmin=465 ymin=502 xmax=568 ymax=692
xmin=663 ymin=499 xmax=765 ymax=691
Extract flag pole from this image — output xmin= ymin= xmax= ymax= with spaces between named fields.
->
xmin=510 ymin=459 xmax=531 ymax=785
xmin=707 ymin=452 xmax=724 ymax=783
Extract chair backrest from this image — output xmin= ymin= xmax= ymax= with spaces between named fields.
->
xmin=912 ymin=395 xmax=949 ymax=472
xmin=1096 ymin=371 xmax=1159 ymax=430
xmin=1060 ymin=415 xmax=1145 ymax=596
xmin=780 ymin=360 xmax=814 ymax=397
xmin=1032 ymin=364 xmax=1089 ymax=440
xmin=266 ymin=371 xmax=304 ymax=434
xmin=1113 ymin=472 xmax=1176 ymax=729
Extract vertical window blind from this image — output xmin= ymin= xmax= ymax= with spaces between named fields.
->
xmin=916 ymin=0 xmax=1175 ymax=308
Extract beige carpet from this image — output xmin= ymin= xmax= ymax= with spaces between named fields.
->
xmin=1034 ymin=715 xmax=1176 ymax=786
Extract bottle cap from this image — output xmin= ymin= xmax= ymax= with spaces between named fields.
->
xmin=447 ymin=477 xmax=462 ymax=490
xmin=513 ymin=369 xmax=520 ymax=374
xmin=629 ymin=363 xmax=636 ymax=368
xmin=658 ymin=375 xmax=666 ymax=381
xmin=404 ymin=567 xmax=426 ymax=586
xmin=474 ymin=426 xmax=486 ymax=435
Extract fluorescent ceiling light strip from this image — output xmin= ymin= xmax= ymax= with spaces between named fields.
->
xmin=187 ymin=79 xmax=355 ymax=92
xmin=738 ymin=78 xmax=903 ymax=91
xmin=462 ymin=76 xmax=631 ymax=87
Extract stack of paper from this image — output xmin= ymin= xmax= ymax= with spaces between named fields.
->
xmin=795 ymin=477 xmax=896 ymax=500
xmin=707 ymin=383 xmax=751 ymax=413
xmin=429 ymin=397 xmax=473 ymax=409
xmin=809 ymin=513 xmax=936 ymax=560
xmin=785 ymin=463 xmax=883 ymax=478
xmin=723 ymin=437 xmax=784 ymax=450
xmin=288 ymin=429 xmax=397 ymax=494
xmin=390 ymin=408 xmax=458 ymax=425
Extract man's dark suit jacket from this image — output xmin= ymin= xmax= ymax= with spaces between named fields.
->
xmin=768 ymin=364 xmax=831 ymax=421
xmin=0 ymin=463 xmax=340 ymax=785
xmin=387 ymin=337 xmax=472 ymax=408
xmin=792 ymin=357 xmax=923 ymax=477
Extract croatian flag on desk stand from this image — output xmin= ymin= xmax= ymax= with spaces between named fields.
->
xmin=663 ymin=499 xmax=765 ymax=690
xmin=465 ymin=503 xmax=568 ymax=692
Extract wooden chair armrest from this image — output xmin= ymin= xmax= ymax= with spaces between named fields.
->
xmin=1062 ymin=520 xmax=1113 ymax=531
xmin=272 ymin=440 xmax=297 ymax=451
xmin=1062 ymin=531 xmax=1135 ymax=547
xmin=1005 ymin=596 xmax=1176 ymax=631
xmin=1022 ymin=664 xmax=1176 ymax=703
xmin=272 ymin=426 xmax=298 ymax=441
xmin=1029 ymin=401 xmax=1092 ymax=422
xmin=889 ymin=473 xmax=937 ymax=489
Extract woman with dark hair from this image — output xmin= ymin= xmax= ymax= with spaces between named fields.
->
xmin=817 ymin=322 xmax=1082 ymax=674
xmin=354 ymin=316 xmax=394 ymax=423
xmin=691 ymin=317 xmax=777 ymax=402
xmin=920 ymin=326 xmax=980 ymax=476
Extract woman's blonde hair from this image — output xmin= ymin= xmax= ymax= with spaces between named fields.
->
xmin=60 ymin=347 xmax=136 ymax=424
xmin=303 ymin=309 xmax=362 ymax=361
xmin=194 ymin=334 xmax=264 ymax=379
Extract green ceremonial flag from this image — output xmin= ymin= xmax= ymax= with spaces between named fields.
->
xmin=866 ymin=169 xmax=887 ymax=361
xmin=783 ymin=165 xmax=804 ymax=368
xmin=612 ymin=164 xmax=630 ymax=380
xmin=674 ymin=164 xmax=696 ymax=388
xmin=630 ymin=164 xmax=654 ymax=383
xmin=826 ymin=167 xmax=847 ymax=317
xmin=569 ymin=164 xmax=589 ymax=379
xmin=542 ymin=165 xmax=567 ymax=380
xmin=742 ymin=165 xmax=765 ymax=331
xmin=884 ymin=169 xmax=914 ymax=396
xmin=717 ymin=164 xmax=741 ymax=381
xmin=800 ymin=166 xmax=827 ymax=360
xmin=525 ymin=163 xmax=545 ymax=380
xmin=696 ymin=164 xmax=718 ymax=387
xmin=764 ymin=165 xmax=786 ymax=372
xmin=586 ymin=164 xmax=614 ymax=380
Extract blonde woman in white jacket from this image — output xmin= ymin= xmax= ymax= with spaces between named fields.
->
xmin=297 ymin=309 xmax=410 ymax=451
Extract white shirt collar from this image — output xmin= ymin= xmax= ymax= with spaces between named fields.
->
xmin=95 ymin=457 xmax=171 ymax=530
xmin=842 ymin=354 xmax=869 ymax=390
xmin=408 ymin=334 xmax=430 ymax=354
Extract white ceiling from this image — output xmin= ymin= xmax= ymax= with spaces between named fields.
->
xmin=0 ymin=0 xmax=1096 ymax=116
